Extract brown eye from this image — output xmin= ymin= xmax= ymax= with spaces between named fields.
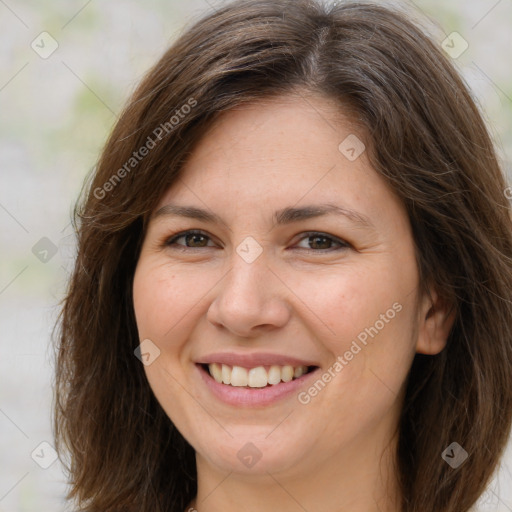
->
xmin=165 ymin=230 xmax=215 ymax=249
xmin=306 ymin=235 xmax=333 ymax=250
xmin=295 ymin=232 xmax=350 ymax=252
xmin=183 ymin=233 xmax=209 ymax=247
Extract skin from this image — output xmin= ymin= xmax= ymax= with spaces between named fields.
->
xmin=132 ymin=93 xmax=454 ymax=512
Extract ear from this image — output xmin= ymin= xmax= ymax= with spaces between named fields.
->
xmin=416 ymin=287 xmax=456 ymax=355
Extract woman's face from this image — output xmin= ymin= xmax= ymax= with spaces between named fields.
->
xmin=132 ymin=94 xmax=440 ymax=479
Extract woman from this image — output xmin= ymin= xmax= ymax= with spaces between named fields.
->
xmin=53 ymin=1 xmax=512 ymax=511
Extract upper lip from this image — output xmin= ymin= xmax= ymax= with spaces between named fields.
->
xmin=196 ymin=352 xmax=319 ymax=368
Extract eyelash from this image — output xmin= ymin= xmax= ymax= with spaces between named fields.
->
xmin=163 ymin=229 xmax=351 ymax=253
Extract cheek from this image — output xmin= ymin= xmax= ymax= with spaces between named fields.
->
xmin=132 ymin=260 xmax=207 ymax=431
xmin=295 ymin=270 xmax=417 ymax=444
xmin=132 ymin=258 xmax=209 ymax=340
xmin=289 ymin=258 xmax=416 ymax=348
xmin=291 ymin=256 xmax=418 ymax=402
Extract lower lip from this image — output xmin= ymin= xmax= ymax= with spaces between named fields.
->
xmin=196 ymin=364 xmax=320 ymax=407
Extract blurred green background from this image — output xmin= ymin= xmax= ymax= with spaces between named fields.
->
xmin=0 ymin=1 xmax=511 ymax=510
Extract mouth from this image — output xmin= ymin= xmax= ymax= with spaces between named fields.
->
xmin=195 ymin=361 xmax=321 ymax=407
xmin=200 ymin=362 xmax=319 ymax=388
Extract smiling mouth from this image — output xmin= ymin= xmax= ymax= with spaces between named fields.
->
xmin=201 ymin=363 xmax=318 ymax=388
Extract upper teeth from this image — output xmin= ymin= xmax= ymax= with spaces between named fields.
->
xmin=208 ymin=363 xmax=308 ymax=387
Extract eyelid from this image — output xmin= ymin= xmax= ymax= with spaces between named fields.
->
xmin=164 ymin=229 xmax=351 ymax=252
xmin=293 ymin=231 xmax=351 ymax=250
xmin=165 ymin=229 xmax=219 ymax=248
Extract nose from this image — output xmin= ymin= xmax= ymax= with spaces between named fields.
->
xmin=206 ymin=251 xmax=292 ymax=338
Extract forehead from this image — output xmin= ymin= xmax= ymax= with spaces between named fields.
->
xmin=182 ymin=93 xmax=358 ymax=173
xmin=153 ymin=94 xmax=403 ymax=229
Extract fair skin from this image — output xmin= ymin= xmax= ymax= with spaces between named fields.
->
xmin=132 ymin=93 xmax=454 ymax=512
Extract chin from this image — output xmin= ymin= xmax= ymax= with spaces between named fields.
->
xmin=193 ymin=432 xmax=312 ymax=476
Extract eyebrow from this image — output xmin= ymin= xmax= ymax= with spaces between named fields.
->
xmin=152 ymin=203 xmax=374 ymax=230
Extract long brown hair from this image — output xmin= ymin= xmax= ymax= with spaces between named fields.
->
xmin=53 ymin=1 xmax=512 ymax=511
